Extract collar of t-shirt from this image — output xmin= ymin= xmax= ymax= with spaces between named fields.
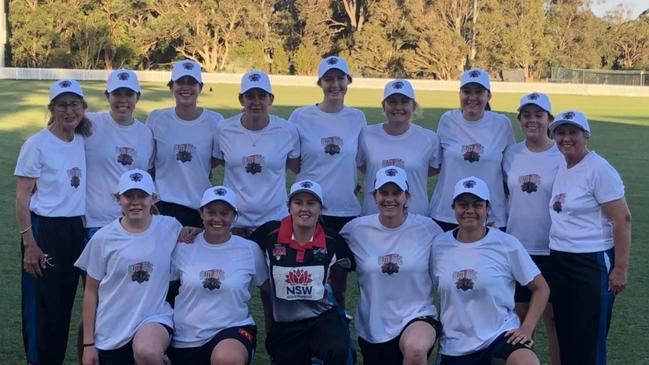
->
xmin=277 ymin=216 xmax=326 ymax=263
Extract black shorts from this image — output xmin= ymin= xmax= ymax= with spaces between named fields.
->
xmin=515 ymin=255 xmax=552 ymax=303
xmin=97 ymin=323 xmax=172 ymax=365
xmin=168 ymin=325 xmax=257 ymax=365
xmin=358 ymin=315 xmax=441 ymax=365
xmin=156 ymin=200 xmax=202 ymax=228
xmin=440 ymin=331 xmax=534 ymax=365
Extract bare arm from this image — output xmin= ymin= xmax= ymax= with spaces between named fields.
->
xmin=602 ymin=198 xmax=632 ymax=295
xmin=16 ymin=177 xmax=44 ymax=277
xmin=507 ymin=274 xmax=549 ymax=345
xmin=286 ymin=157 xmax=301 ymax=174
xmin=211 ymin=157 xmax=223 ymax=168
xmin=259 ymin=280 xmax=272 ymax=334
xmin=328 ymin=265 xmax=348 ymax=309
xmin=428 ymin=166 xmax=440 ymax=177
xmin=81 ymin=276 xmax=100 ymax=365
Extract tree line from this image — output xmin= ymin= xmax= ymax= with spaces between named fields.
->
xmin=7 ymin=0 xmax=649 ymax=80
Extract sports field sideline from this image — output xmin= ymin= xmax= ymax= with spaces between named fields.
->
xmin=0 ymin=79 xmax=647 ymax=364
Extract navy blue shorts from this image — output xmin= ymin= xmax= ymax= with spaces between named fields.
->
xmin=440 ymin=331 xmax=534 ymax=365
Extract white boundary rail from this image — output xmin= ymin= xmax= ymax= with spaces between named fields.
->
xmin=1 ymin=67 xmax=648 ymax=97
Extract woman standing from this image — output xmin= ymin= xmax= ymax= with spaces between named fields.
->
xmin=85 ymin=68 xmax=154 ymax=236
xmin=251 ymin=180 xmax=354 ymax=364
xmin=548 ymin=110 xmax=631 ymax=365
xmin=357 ymin=79 xmax=440 ymax=216
xmin=432 ymin=177 xmax=549 ymax=365
xmin=146 ymin=59 xmax=223 ymax=227
xmin=15 ymin=79 xmax=90 ymax=365
xmin=503 ymin=92 xmax=562 ymax=365
xmin=169 ymin=186 xmax=267 ymax=365
xmin=214 ymin=70 xmax=300 ymax=237
xmin=429 ymin=68 xmax=514 ymax=231
xmin=77 ymin=169 xmax=181 ymax=365
xmin=289 ymin=56 xmax=367 ymax=232
xmin=340 ymin=166 xmax=442 ymax=365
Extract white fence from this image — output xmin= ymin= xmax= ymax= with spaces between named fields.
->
xmin=1 ymin=67 xmax=649 ymax=97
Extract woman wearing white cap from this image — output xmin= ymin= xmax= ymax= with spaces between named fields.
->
xmin=429 ymin=67 xmax=514 ymax=231
xmin=340 ymin=166 xmax=443 ymax=365
xmin=251 ymin=179 xmax=354 ymax=365
xmin=214 ymin=70 xmax=300 ymax=237
xmin=357 ymin=79 xmax=440 ymax=216
xmin=15 ymin=79 xmax=91 ymax=365
xmin=146 ymin=59 xmax=224 ymax=227
xmin=168 ymin=185 xmax=267 ymax=365
xmin=289 ymin=55 xmax=367 ymax=232
xmin=84 ymin=68 xmax=154 ymax=238
xmin=547 ymin=110 xmax=631 ymax=365
xmin=76 ymin=169 xmax=183 ymax=365
xmin=503 ymin=92 xmax=562 ymax=365
xmin=432 ymin=176 xmax=549 ymax=365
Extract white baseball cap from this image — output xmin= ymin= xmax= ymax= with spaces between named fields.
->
xmin=117 ymin=169 xmax=155 ymax=195
xmin=288 ymin=179 xmax=324 ymax=205
xmin=200 ymin=186 xmax=238 ymax=211
xmin=240 ymin=70 xmax=272 ymax=94
xmin=106 ymin=68 xmax=140 ymax=93
xmin=453 ymin=176 xmax=490 ymax=202
xmin=460 ymin=68 xmax=490 ymax=91
xmin=383 ymin=79 xmax=415 ymax=101
xmin=374 ymin=166 xmax=409 ymax=191
xmin=317 ymin=56 xmax=351 ymax=80
xmin=550 ymin=110 xmax=590 ymax=134
xmin=171 ymin=59 xmax=202 ymax=83
xmin=49 ymin=79 xmax=84 ymax=102
xmin=518 ymin=92 xmax=551 ymax=113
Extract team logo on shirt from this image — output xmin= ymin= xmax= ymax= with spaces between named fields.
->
xmin=284 ymin=268 xmax=314 ymax=297
xmin=326 ymin=57 xmax=338 ymax=65
xmin=117 ymin=72 xmax=130 ymax=81
xmin=454 ymin=269 xmax=477 ymax=291
xmin=311 ymin=247 xmax=328 ymax=262
xmin=244 ymin=154 xmax=264 ymax=174
xmin=59 ymin=80 xmax=72 ymax=88
xmin=272 ymin=244 xmax=287 ymax=260
xmin=129 ymin=261 xmax=153 ymax=283
xmin=68 ymin=167 xmax=81 ymax=188
xmin=174 ymin=144 xmax=195 ymax=163
xmin=519 ymin=174 xmax=540 ymax=193
xmin=378 ymin=254 xmax=403 ymax=275
xmin=200 ymin=269 xmax=225 ymax=290
xmin=116 ymin=147 xmax=136 ymax=166
xmin=462 ymin=144 xmax=484 ymax=163
xmin=248 ymin=73 xmax=261 ymax=82
xmin=382 ymin=158 xmax=405 ymax=168
xmin=182 ymin=61 xmax=195 ymax=70
xmin=551 ymin=193 xmax=566 ymax=213
xmin=322 ymin=136 xmax=342 ymax=155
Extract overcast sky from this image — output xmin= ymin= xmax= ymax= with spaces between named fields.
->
xmin=590 ymin=0 xmax=647 ymax=18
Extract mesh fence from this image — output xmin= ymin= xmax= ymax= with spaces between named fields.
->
xmin=551 ymin=67 xmax=649 ymax=86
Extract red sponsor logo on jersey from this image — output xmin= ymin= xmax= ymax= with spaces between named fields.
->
xmin=382 ymin=158 xmax=405 ymax=168
xmin=285 ymin=268 xmax=312 ymax=285
xmin=238 ymin=328 xmax=253 ymax=343
xmin=272 ymin=245 xmax=287 ymax=259
xmin=518 ymin=174 xmax=540 ymax=194
xmin=462 ymin=144 xmax=484 ymax=163
xmin=453 ymin=269 xmax=477 ymax=291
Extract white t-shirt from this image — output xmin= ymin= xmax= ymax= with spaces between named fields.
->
xmin=213 ymin=114 xmax=300 ymax=228
xmin=357 ymin=123 xmax=440 ymax=216
xmin=146 ymin=107 xmax=223 ymax=209
xmin=171 ymin=234 xmax=267 ymax=348
xmin=340 ymin=214 xmax=442 ymax=343
xmin=74 ymin=215 xmax=182 ymax=350
xmin=85 ymin=112 xmax=155 ymax=227
xmin=429 ymin=110 xmax=514 ymax=227
xmin=14 ymin=128 xmax=86 ymax=217
xmin=549 ymin=151 xmax=624 ymax=253
xmin=503 ymin=142 xmax=564 ymax=255
xmin=432 ymin=228 xmax=539 ymax=356
xmin=290 ymin=105 xmax=367 ymax=217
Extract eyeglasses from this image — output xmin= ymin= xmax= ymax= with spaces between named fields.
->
xmin=52 ymin=100 xmax=83 ymax=112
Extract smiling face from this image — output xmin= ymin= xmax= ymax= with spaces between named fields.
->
xmin=319 ymin=69 xmax=349 ymax=103
xmin=382 ymin=94 xmax=414 ymax=125
xmin=519 ymin=104 xmax=551 ymax=142
xmin=460 ymin=83 xmax=491 ymax=121
xmin=289 ymin=192 xmax=322 ymax=231
xmin=171 ymin=76 xmax=202 ymax=106
xmin=553 ymin=123 xmax=589 ymax=164
xmin=453 ymin=193 xmax=489 ymax=231
xmin=239 ymin=88 xmax=274 ymax=118
xmin=50 ymin=93 xmax=85 ymax=131
xmin=106 ymin=88 xmax=139 ymax=123
xmin=118 ymin=189 xmax=154 ymax=222
xmin=373 ymin=182 xmax=408 ymax=221
xmin=200 ymin=201 xmax=236 ymax=239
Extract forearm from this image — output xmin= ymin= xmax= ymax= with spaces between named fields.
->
xmin=521 ymin=275 xmax=549 ymax=332
xmin=16 ymin=191 xmax=35 ymax=245
xmin=259 ymin=283 xmax=272 ymax=333
xmin=329 ymin=266 xmax=348 ymax=308
xmin=81 ymin=282 xmax=99 ymax=344
xmin=612 ymin=219 xmax=631 ymax=269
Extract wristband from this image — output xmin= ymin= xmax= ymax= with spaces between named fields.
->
xmin=20 ymin=225 xmax=32 ymax=235
xmin=83 ymin=343 xmax=95 ymax=347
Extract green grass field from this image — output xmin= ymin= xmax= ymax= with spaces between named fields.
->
xmin=1 ymin=79 xmax=648 ymax=364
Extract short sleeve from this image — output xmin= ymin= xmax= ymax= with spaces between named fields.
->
xmin=507 ymin=236 xmax=540 ymax=286
xmin=428 ymin=132 xmax=441 ymax=168
xmin=503 ymin=115 xmax=516 ymax=147
xmin=212 ymin=123 xmax=224 ymax=159
xmin=74 ymin=235 xmax=107 ymax=281
xmin=287 ymin=123 xmax=301 ymax=159
xmin=356 ymin=128 xmax=367 ymax=168
xmin=250 ymin=242 xmax=269 ymax=286
xmin=14 ymin=138 xmax=43 ymax=178
xmin=593 ymin=160 xmax=624 ymax=204
xmin=170 ymin=244 xmax=184 ymax=281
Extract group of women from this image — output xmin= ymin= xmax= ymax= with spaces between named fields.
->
xmin=15 ymin=56 xmax=631 ymax=365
